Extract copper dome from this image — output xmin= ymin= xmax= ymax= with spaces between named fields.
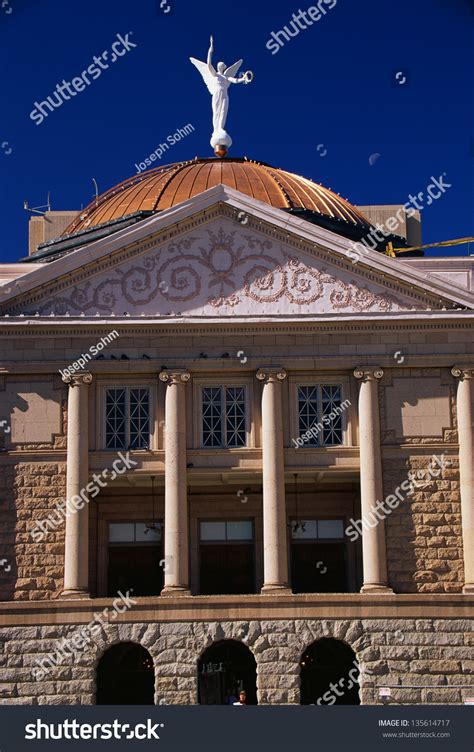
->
xmin=62 ymin=158 xmax=372 ymax=237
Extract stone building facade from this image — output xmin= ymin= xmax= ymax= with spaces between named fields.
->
xmin=0 ymin=159 xmax=473 ymax=706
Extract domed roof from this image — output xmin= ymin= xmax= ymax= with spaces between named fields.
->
xmin=62 ymin=157 xmax=372 ymax=237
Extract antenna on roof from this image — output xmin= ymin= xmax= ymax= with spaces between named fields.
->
xmin=92 ymin=179 xmax=99 ymax=204
xmin=23 ymin=192 xmax=51 ymax=216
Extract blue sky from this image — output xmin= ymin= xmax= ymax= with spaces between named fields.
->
xmin=0 ymin=0 xmax=472 ymax=263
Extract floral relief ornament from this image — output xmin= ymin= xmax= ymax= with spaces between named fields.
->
xmin=35 ymin=224 xmax=412 ymax=315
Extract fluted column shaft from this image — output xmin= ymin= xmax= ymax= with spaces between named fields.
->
xmin=159 ymin=370 xmax=190 ymax=596
xmin=62 ymin=371 xmax=92 ymax=598
xmin=452 ymin=366 xmax=474 ymax=593
xmin=354 ymin=367 xmax=392 ymax=593
xmin=256 ymin=368 xmax=290 ymax=593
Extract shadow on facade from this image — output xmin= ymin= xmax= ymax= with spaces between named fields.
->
xmin=300 ymin=637 xmax=360 ymax=705
xmin=96 ymin=642 xmax=154 ymax=704
xmin=198 ymin=640 xmax=257 ymax=705
xmin=384 ymin=460 xmax=420 ymax=593
xmin=0 ymin=464 xmax=17 ymax=600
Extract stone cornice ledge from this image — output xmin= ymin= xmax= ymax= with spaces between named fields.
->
xmin=0 ymin=594 xmax=472 ymax=626
xmin=1 ymin=355 xmax=474 ymax=377
xmin=1 ymin=312 xmax=474 ymax=329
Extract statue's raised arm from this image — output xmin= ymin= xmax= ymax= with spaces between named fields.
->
xmin=207 ymin=35 xmax=215 ymax=74
xmin=190 ymin=36 xmax=253 ymax=157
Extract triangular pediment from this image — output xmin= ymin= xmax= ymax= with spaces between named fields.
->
xmin=1 ymin=186 xmax=472 ymax=317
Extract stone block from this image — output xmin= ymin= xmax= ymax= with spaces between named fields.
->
xmin=422 ymin=688 xmax=461 ymax=704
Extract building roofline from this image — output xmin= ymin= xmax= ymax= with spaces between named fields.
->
xmin=1 ymin=185 xmax=473 ymax=310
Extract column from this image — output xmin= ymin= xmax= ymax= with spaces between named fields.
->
xmin=61 ymin=371 xmax=92 ymax=598
xmin=256 ymin=368 xmax=290 ymax=593
xmin=159 ymin=370 xmax=191 ymax=596
xmin=451 ymin=366 xmax=474 ymax=593
xmin=353 ymin=367 xmax=393 ymax=593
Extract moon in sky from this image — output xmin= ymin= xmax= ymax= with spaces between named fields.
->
xmin=369 ymin=153 xmax=381 ymax=166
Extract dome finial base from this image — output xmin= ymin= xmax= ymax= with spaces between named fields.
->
xmin=211 ymin=129 xmax=232 ymax=158
xmin=214 ymin=144 xmax=228 ymax=158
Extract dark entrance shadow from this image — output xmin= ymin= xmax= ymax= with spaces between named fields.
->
xmin=107 ymin=543 xmax=164 ymax=596
xmin=198 ymin=640 xmax=257 ymax=705
xmin=300 ymin=637 xmax=360 ymax=705
xmin=96 ymin=642 xmax=154 ymax=704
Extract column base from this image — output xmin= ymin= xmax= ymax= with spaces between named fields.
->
xmin=260 ymin=584 xmax=293 ymax=595
xmin=61 ymin=589 xmax=91 ymax=599
xmin=360 ymin=584 xmax=394 ymax=594
xmin=462 ymin=584 xmax=474 ymax=594
xmin=160 ymin=586 xmax=192 ymax=598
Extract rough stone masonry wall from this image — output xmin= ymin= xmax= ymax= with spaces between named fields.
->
xmin=0 ymin=618 xmax=472 ymax=706
xmin=0 ymin=375 xmax=67 ymax=601
xmin=380 ymin=367 xmax=464 ymax=593
xmin=384 ymin=455 xmax=463 ymax=593
xmin=0 ymin=461 xmax=66 ymax=601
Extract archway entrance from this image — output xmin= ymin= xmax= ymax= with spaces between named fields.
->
xmin=198 ymin=640 xmax=257 ymax=705
xmin=96 ymin=642 xmax=154 ymax=704
xmin=300 ymin=638 xmax=360 ymax=705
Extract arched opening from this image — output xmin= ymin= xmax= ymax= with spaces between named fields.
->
xmin=197 ymin=640 xmax=257 ymax=705
xmin=96 ymin=642 xmax=154 ymax=705
xmin=300 ymin=637 xmax=360 ymax=705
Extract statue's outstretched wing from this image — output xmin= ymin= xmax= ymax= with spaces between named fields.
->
xmin=224 ymin=59 xmax=243 ymax=79
xmin=190 ymin=57 xmax=216 ymax=94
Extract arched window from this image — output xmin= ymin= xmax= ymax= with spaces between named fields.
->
xmin=300 ymin=637 xmax=360 ymax=705
xmin=96 ymin=642 xmax=154 ymax=705
xmin=198 ymin=640 xmax=257 ymax=705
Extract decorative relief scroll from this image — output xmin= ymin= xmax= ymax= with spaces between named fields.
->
xmin=35 ymin=221 xmax=420 ymax=316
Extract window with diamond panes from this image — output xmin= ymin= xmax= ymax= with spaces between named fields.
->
xmin=297 ymin=385 xmax=344 ymax=446
xmin=105 ymin=388 xmax=150 ymax=449
xmin=201 ymin=386 xmax=246 ymax=447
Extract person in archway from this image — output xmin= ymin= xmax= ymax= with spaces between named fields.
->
xmin=233 ymin=690 xmax=247 ymax=706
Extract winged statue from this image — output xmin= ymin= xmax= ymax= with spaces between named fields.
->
xmin=190 ymin=36 xmax=253 ymax=156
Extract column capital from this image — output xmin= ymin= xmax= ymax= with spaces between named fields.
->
xmin=256 ymin=368 xmax=287 ymax=383
xmin=451 ymin=365 xmax=474 ymax=380
xmin=353 ymin=366 xmax=384 ymax=382
xmin=62 ymin=371 xmax=93 ymax=387
xmin=159 ymin=369 xmax=191 ymax=385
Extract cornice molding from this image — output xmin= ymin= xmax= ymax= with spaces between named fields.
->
xmin=0 ymin=312 xmax=473 ymax=337
xmin=0 ymin=593 xmax=472 ymax=625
